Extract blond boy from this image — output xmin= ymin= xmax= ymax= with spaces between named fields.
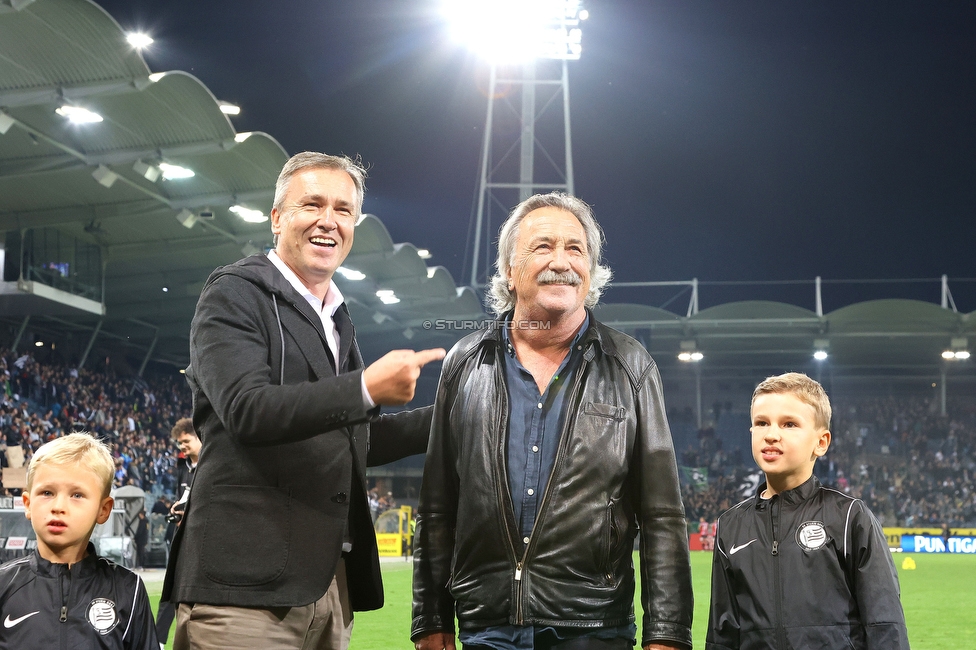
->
xmin=706 ymin=373 xmax=909 ymax=649
xmin=0 ymin=433 xmax=159 ymax=649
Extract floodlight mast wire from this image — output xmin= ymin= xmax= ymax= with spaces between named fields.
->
xmin=462 ymin=0 xmax=586 ymax=289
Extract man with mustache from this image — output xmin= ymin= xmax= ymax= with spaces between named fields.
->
xmin=412 ymin=193 xmax=693 ymax=650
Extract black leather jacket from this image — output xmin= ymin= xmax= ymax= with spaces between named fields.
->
xmin=412 ymin=314 xmax=693 ymax=649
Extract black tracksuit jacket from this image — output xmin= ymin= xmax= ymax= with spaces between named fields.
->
xmin=706 ymin=475 xmax=910 ymax=650
xmin=0 ymin=544 xmax=158 ymax=650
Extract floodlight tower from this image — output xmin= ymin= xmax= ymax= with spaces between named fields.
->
xmin=444 ymin=0 xmax=588 ymax=288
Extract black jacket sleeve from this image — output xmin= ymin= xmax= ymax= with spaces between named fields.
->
xmin=705 ymin=519 xmax=739 ymax=650
xmin=411 ymin=349 xmax=462 ymax=640
xmin=123 ymin=578 xmax=159 ymax=650
xmin=849 ymin=502 xmax=910 ymax=650
xmin=635 ymin=361 xmax=694 ymax=649
xmin=367 ymin=405 xmax=433 ymax=466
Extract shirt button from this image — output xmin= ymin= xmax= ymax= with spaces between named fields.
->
xmin=523 ymin=536 xmax=530 ymax=544
xmin=537 ymin=403 xmax=543 ymax=409
xmin=532 ymin=445 xmax=539 ymax=453
xmin=527 ymin=488 xmax=534 ymax=495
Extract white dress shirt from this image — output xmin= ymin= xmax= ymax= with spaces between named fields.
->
xmin=267 ymin=251 xmax=375 ymax=408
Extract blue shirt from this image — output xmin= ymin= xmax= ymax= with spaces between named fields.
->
xmin=459 ymin=314 xmax=636 ymax=649
xmin=503 ymin=314 xmax=588 ymax=544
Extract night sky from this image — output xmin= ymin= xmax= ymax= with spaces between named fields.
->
xmin=96 ymin=0 xmax=976 ymax=313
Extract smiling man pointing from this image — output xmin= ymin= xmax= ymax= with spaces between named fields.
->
xmin=163 ymin=152 xmax=445 ymax=650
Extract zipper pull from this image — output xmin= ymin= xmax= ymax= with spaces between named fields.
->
xmin=771 ymin=540 xmax=779 ymax=556
xmin=515 ymin=563 xmax=522 ymax=581
xmin=60 ymin=605 xmax=67 ymax=622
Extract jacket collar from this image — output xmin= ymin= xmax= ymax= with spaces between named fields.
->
xmin=31 ymin=542 xmax=100 ymax=578
xmin=209 ymin=254 xmax=358 ymax=373
xmin=481 ymin=308 xmax=613 ymax=361
xmin=755 ymin=474 xmax=821 ymax=509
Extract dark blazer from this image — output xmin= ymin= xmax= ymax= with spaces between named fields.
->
xmin=162 ymin=255 xmax=430 ymax=610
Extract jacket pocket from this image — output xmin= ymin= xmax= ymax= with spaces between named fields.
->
xmin=202 ymin=485 xmax=290 ymax=586
xmin=583 ymin=402 xmax=625 ymax=420
xmin=602 ymin=497 xmax=621 ymax=583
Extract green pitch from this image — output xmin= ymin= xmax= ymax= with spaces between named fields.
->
xmin=145 ymin=551 xmax=975 ymax=649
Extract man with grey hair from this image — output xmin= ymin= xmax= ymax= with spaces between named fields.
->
xmin=163 ymin=152 xmax=445 ymax=650
xmin=412 ymin=193 xmax=693 ymax=650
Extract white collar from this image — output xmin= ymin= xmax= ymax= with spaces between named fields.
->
xmin=267 ymin=250 xmax=344 ymax=316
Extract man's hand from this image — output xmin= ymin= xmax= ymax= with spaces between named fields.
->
xmin=364 ymin=348 xmax=446 ymax=405
xmin=414 ymin=632 xmax=456 ymax=650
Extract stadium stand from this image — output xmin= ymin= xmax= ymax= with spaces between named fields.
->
xmin=678 ymin=394 xmax=976 ymax=527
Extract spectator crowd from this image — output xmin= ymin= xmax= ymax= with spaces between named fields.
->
xmin=678 ymin=393 xmax=976 ymax=528
xmin=4 ymin=347 xmax=975 ymax=529
xmin=1 ymin=348 xmax=191 ymax=500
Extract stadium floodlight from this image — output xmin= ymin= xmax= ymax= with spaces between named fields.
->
xmin=176 ymin=208 xmax=198 ymax=229
xmin=126 ymin=32 xmax=153 ymax=49
xmin=678 ymin=340 xmax=702 ymax=362
xmin=34 ymin=341 xmax=44 ymax=347
xmin=376 ymin=289 xmax=400 ymax=305
xmin=91 ymin=165 xmax=118 ymax=188
xmin=148 ymin=72 xmax=165 ymax=83
xmin=229 ymin=205 xmax=268 ymax=223
xmin=132 ymin=160 xmax=161 ymax=182
xmin=417 ymin=248 xmax=432 ymax=259
xmin=942 ymin=350 xmax=956 ymax=360
xmin=956 ymin=350 xmax=971 ymax=360
xmin=813 ymin=338 xmax=829 ymax=361
xmin=159 ymin=162 xmax=195 ymax=180
xmin=234 ymin=132 xmax=253 ymax=143
xmin=219 ymin=102 xmax=241 ymax=115
xmin=442 ymin=0 xmax=587 ymax=63
xmin=56 ymin=105 xmax=102 ymax=124
xmin=336 ymin=267 xmax=366 ymax=281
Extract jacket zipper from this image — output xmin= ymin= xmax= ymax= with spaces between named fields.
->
xmin=770 ymin=496 xmax=786 ymax=649
xmin=507 ymin=356 xmax=588 ymax=625
xmin=59 ymin=565 xmax=69 ymax=650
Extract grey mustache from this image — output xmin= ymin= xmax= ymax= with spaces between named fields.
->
xmin=537 ymin=270 xmax=582 ymax=286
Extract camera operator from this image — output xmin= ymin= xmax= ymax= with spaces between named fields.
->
xmin=169 ymin=418 xmax=201 ymax=526
xmin=156 ymin=418 xmax=200 ymax=647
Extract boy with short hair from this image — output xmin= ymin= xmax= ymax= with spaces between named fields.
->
xmin=706 ymin=373 xmax=909 ymax=649
xmin=0 ymin=432 xmax=159 ymax=649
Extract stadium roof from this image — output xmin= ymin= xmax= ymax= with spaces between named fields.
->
xmin=0 ymin=0 xmax=972 ymax=381
xmin=0 ymin=0 xmax=482 ymax=368
xmin=594 ymin=298 xmax=975 ymax=377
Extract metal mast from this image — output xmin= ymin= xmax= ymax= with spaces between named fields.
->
xmin=467 ymin=2 xmax=586 ymax=288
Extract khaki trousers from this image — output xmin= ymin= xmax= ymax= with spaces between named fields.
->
xmin=174 ymin=558 xmax=353 ymax=650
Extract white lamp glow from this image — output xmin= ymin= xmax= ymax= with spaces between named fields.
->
xmin=229 ymin=205 xmax=268 ymax=223
xmin=336 ymin=267 xmax=366 ymax=281
xmin=126 ymin=32 xmax=153 ymax=49
xmin=376 ymin=289 xmax=400 ymax=305
xmin=159 ymin=163 xmax=195 ymax=180
xmin=56 ymin=105 xmax=103 ymax=124
xmin=442 ymin=0 xmax=586 ymax=63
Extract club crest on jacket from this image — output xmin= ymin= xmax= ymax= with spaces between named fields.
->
xmin=796 ymin=521 xmax=828 ymax=551
xmin=86 ymin=598 xmax=118 ymax=635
